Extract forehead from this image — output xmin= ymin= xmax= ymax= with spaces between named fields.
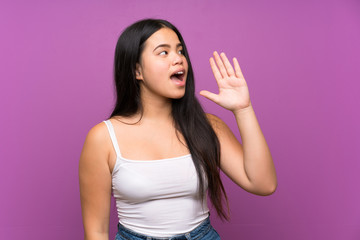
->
xmin=144 ymin=28 xmax=181 ymax=49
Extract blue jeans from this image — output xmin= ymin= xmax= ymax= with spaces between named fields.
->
xmin=115 ymin=216 xmax=221 ymax=240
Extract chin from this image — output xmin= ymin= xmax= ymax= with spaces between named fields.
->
xmin=170 ymin=92 xmax=186 ymax=100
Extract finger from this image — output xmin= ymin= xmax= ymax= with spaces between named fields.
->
xmin=220 ymin=52 xmax=235 ymax=76
xmin=199 ymin=90 xmax=220 ymax=104
xmin=233 ymin=57 xmax=244 ymax=79
xmin=213 ymin=51 xmax=228 ymax=78
xmin=209 ymin=57 xmax=222 ymax=83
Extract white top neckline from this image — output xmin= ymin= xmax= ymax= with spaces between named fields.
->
xmin=118 ymin=153 xmax=192 ymax=163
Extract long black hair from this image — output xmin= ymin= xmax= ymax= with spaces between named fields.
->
xmin=110 ymin=18 xmax=229 ymax=220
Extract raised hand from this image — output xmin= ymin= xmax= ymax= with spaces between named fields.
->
xmin=200 ymin=51 xmax=252 ymax=114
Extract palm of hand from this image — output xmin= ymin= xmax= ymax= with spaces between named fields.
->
xmin=200 ymin=51 xmax=251 ymax=113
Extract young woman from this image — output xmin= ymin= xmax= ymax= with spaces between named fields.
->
xmin=79 ymin=19 xmax=277 ymax=240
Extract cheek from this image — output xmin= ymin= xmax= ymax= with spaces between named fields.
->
xmin=144 ymin=66 xmax=169 ymax=85
xmin=143 ymin=61 xmax=167 ymax=78
xmin=149 ymin=59 xmax=167 ymax=70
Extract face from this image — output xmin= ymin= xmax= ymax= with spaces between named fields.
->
xmin=135 ymin=28 xmax=188 ymax=100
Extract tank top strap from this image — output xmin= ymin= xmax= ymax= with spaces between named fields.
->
xmin=103 ymin=120 xmax=122 ymax=158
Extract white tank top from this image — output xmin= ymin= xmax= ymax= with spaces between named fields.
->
xmin=103 ymin=120 xmax=209 ymax=237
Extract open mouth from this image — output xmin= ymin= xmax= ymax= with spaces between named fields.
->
xmin=170 ymin=71 xmax=185 ymax=82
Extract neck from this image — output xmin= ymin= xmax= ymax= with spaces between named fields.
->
xmin=139 ymin=90 xmax=173 ymax=123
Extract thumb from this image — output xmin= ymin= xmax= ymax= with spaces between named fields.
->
xmin=199 ymin=90 xmax=220 ymax=104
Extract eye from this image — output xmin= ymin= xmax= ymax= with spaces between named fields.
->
xmin=159 ymin=51 xmax=168 ymax=56
xmin=178 ymin=49 xmax=184 ymax=55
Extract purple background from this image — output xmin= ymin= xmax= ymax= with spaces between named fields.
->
xmin=1 ymin=0 xmax=359 ymax=239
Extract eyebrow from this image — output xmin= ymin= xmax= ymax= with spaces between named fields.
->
xmin=153 ymin=43 xmax=183 ymax=52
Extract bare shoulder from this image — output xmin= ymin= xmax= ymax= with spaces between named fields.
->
xmin=205 ymin=113 xmax=222 ymax=128
xmin=205 ymin=113 xmax=232 ymax=136
xmin=80 ymin=121 xmax=110 ymax=165
xmin=85 ymin=122 xmax=109 ymax=146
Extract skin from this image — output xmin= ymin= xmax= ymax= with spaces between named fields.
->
xmin=79 ymin=28 xmax=277 ymax=240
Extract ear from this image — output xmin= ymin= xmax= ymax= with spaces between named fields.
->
xmin=135 ymin=63 xmax=143 ymax=81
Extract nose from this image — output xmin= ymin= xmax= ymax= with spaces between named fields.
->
xmin=172 ymin=53 xmax=183 ymax=65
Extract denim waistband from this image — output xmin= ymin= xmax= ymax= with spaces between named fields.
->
xmin=117 ymin=216 xmax=212 ymax=240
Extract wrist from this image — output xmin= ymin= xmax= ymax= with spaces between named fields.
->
xmin=232 ymin=103 xmax=253 ymax=116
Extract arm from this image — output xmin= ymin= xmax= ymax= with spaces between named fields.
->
xmin=207 ymin=109 xmax=277 ymax=196
xmin=201 ymin=51 xmax=277 ymax=196
xmin=79 ymin=123 xmax=112 ymax=239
